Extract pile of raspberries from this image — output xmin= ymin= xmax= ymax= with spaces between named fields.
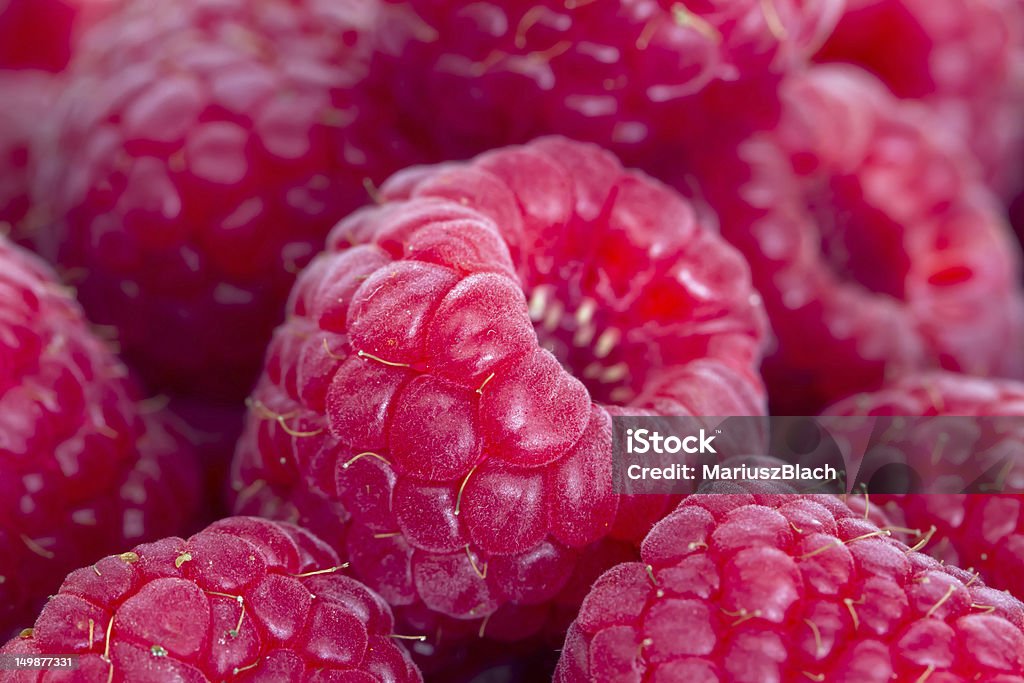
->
xmin=3 ymin=0 xmax=1024 ymax=681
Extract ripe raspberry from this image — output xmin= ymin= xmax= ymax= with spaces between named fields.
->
xmin=0 ymin=236 xmax=202 ymax=635
xmin=0 ymin=517 xmax=422 ymax=682
xmin=0 ymin=71 xmax=54 ymax=243
xmin=230 ymin=137 xmax=768 ymax=656
xmin=556 ymin=486 xmax=1024 ymax=682
xmin=370 ymin=0 xmax=842 ymax=165
xmin=30 ymin=0 xmax=423 ymax=401
xmin=690 ymin=64 xmax=1024 ymax=414
xmin=816 ymin=0 xmax=1024 ymax=197
xmin=824 ymin=371 xmax=1024 ymax=603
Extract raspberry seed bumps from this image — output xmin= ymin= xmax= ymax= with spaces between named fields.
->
xmin=556 ymin=490 xmax=1024 ymax=682
xmin=0 ymin=517 xmax=422 ymax=682
xmin=231 ymin=137 xmax=769 ymax=653
xmin=0 ymin=237 xmax=201 ymax=635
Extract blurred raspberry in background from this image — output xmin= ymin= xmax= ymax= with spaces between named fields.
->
xmin=816 ymin=0 xmax=1024 ymax=198
xmin=24 ymin=0 xmax=424 ymax=403
xmin=692 ymin=65 xmax=1024 ymax=414
xmin=371 ymin=0 xmax=845 ymax=168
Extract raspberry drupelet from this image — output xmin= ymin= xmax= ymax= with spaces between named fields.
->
xmin=0 ymin=517 xmax=422 ymax=682
xmin=230 ymin=137 xmax=769 ymax=658
xmin=556 ymin=486 xmax=1024 ymax=682
xmin=29 ymin=0 xmax=424 ymax=401
xmin=691 ymin=64 xmax=1024 ymax=414
xmin=824 ymin=371 xmax=1024 ymax=605
xmin=0 ymin=236 xmax=201 ymax=636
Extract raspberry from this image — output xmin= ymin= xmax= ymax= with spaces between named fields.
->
xmin=29 ymin=0 xmax=424 ymax=401
xmin=555 ymin=487 xmax=1024 ymax=682
xmin=816 ymin=0 xmax=1024 ymax=197
xmin=370 ymin=0 xmax=842 ymax=166
xmin=230 ymin=137 xmax=768 ymax=657
xmin=689 ymin=65 xmax=1024 ymax=414
xmin=0 ymin=517 xmax=422 ymax=682
xmin=0 ymin=236 xmax=202 ymax=635
xmin=824 ymin=371 xmax=1024 ymax=603
xmin=0 ymin=71 xmax=54 ymax=244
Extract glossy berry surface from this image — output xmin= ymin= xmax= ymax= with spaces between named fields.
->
xmin=370 ymin=0 xmax=842 ymax=166
xmin=816 ymin=0 xmax=1024 ymax=197
xmin=30 ymin=0 xmax=423 ymax=401
xmin=556 ymin=487 xmax=1024 ymax=682
xmin=230 ymin=137 xmax=768 ymax=656
xmin=825 ymin=371 xmax=1024 ymax=605
xmin=0 ymin=236 xmax=201 ymax=636
xmin=693 ymin=65 xmax=1024 ymax=414
xmin=0 ymin=517 xmax=422 ymax=682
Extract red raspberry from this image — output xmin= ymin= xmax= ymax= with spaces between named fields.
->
xmin=824 ymin=371 xmax=1024 ymax=603
xmin=370 ymin=0 xmax=842 ymax=165
xmin=230 ymin=137 xmax=768 ymax=657
xmin=0 ymin=71 xmax=54 ymax=243
xmin=30 ymin=0 xmax=423 ymax=401
xmin=689 ymin=65 xmax=1024 ymax=414
xmin=0 ymin=237 xmax=202 ymax=635
xmin=0 ymin=517 xmax=422 ymax=682
xmin=816 ymin=0 xmax=1024 ymax=198
xmin=556 ymin=487 xmax=1024 ymax=682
